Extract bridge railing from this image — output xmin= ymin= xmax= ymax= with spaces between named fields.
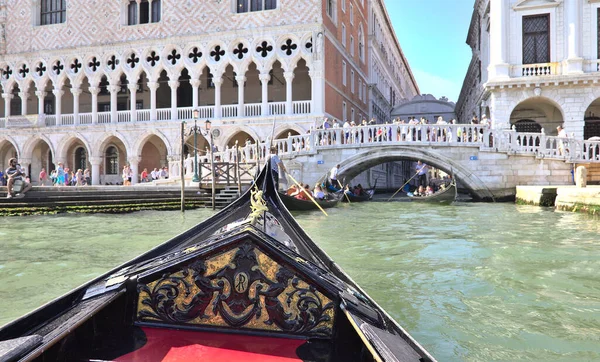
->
xmin=226 ymin=124 xmax=600 ymax=164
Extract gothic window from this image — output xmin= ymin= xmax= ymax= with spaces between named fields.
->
xmin=522 ymin=14 xmax=550 ymax=64
xmin=10 ymin=96 xmax=21 ymax=116
xmin=127 ymin=0 xmax=161 ymax=25
xmin=236 ymin=0 xmax=276 ymax=13
xmin=41 ymin=0 xmax=66 ymax=26
xmin=105 ymin=146 xmax=119 ymax=175
xmin=75 ymin=147 xmax=87 ymax=171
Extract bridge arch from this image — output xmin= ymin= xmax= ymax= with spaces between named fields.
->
xmin=336 ymin=147 xmax=495 ymax=200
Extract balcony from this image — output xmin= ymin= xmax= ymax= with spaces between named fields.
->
xmin=509 ymin=62 xmax=559 ymax=78
xmin=0 ymin=101 xmax=313 ymax=129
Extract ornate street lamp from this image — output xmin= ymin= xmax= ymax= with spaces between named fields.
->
xmin=189 ymin=109 xmax=201 ymax=182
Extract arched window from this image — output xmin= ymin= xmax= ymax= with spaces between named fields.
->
xmin=105 ymin=146 xmax=119 ymax=175
xmin=75 ymin=147 xmax=87 ymax=171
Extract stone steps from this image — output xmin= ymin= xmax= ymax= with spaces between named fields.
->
xmin=0 ymin=186 xmax=239 ymax=215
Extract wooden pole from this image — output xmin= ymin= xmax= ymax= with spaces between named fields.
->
xmin=180 ymin=121 xmax=185 ymax=212
xmin=210 ymin=132 xmax=216 ymax=210
xmin=287 ymin=173 xmax=328 ymax=217
xmin=235 ymin=143 xmax=242 ymax=194
xmin=387 ymin=171 xmax=419 ymax=201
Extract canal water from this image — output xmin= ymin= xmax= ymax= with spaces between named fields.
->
xmin=0 ymin=202 xmax=598 ymax=362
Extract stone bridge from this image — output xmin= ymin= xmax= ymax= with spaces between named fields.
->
xmin=262 ymin=124 xmax=600 ymax=200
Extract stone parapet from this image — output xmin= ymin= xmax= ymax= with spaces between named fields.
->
xmin=555 ymin=186 xmax=600 ymax=215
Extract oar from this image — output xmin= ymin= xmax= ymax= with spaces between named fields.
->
xmin=286 ymin=173 xmax=329 ymax=217
xmin=337 ymin=179 xmax=351 ymax=204
xmin=387 ymin=171 xmax=420 ymax=201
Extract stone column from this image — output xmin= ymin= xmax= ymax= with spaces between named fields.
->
xmin=2 ymin=93 xmax=12 ymax=118
xmin=18 ymin=90 xmax=28 ymax=115
xmin=35 ymin=90 xmax=46 ymax=117
xmin=284 ymin=71 xmax=294 ymax=116
xmin=71 ymin=88 xmax=81 ymax=125
xmin=128 ymin=157 xmax=141 ymax=184
xmin=53 ymin=89 xmax=63 ymax=125
xmin=89 ymin=86 xmax=99 ymax=124
xmin=168 ymin=80 xmax=179 ymax=121
xmin=214 ymin=77 xmax=223 ymax=118
xmin=109 ymin=84 xmax=119 ymax=123
xmin=488 ymin=0 xmax=509 ymax=79
xmin=565 ymin=0 xmax=583 ymax=73
xmin=236 ymin=75 xmax=246 ymax=117
xmin=259 ymin=73 xmax=270 ymax=116
xmin=309 ymin=68 xmax=324 ymax=114
xmin=128 ymin=84 xmax=137 ymax=122
xmin=20 ymin=159 xmax=31 ymax=178
xmin=136 ymin=0 xmax=141 ymax=23
xmin=191 ymin=79 xmax=200 ymax=110
xmin=148 ymin=81 xmax=158 ymax=121
xmin=90 ymin=156 xmax=102 ymax=186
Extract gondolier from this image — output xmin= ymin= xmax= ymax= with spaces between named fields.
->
xmin=329 ymin=164 xmax=340 ymax=186
xmin=416 ymin=161 xmax=428 ymax=188
xmin=269 ymin=146 xmax=286 ymax=190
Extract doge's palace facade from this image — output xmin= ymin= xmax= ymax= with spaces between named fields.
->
xmin=0 ymin=0 xmax=416 ymax=185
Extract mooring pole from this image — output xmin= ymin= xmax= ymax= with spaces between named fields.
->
xmin=235 ymin=142 xmax=242 ymax=194
xmin=180 ymin=120 xmax=186 ymax=213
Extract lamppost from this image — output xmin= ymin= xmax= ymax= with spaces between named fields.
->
xmin=203 ymin=119 xmax=215 ymax=210
xmin=189 ymin=109 xmax=201 ymax=182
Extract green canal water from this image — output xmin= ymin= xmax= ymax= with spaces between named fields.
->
xmin=0 ymin=202 xmax=599 ymax=362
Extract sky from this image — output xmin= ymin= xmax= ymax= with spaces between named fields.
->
xmin=383 ymin=0 xmax=475 ymax=102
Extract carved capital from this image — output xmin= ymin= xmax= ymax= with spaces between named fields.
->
xmin=127 ymin=84 xmax=138 ymax=92
xmin=212 ymin=77 xmax=223 ymax=86
xmin=147 ymin=81 xmax=159 ymax=91
xmin=89 ymin=87 xmax=100 ymax=96
xmin=259 ymin=74 xmax=271 ymax=83
xmin=108 ymin=85 xmax=120 ymax=94
xmin=18 ymin=92 xmax=29 ymax=100
xmin=283 ymin=72 xmax=295 ymax=82
xmin=35 ymin=91 xmax=47 ymax=98
xmin=127 ymin=156 xmax=142 ymax=165
xmin=235 ymin=75 xmax=247 ymax=84
xmin=168 ymin=80 xmax=180 ymax=89
xmin=2 ymin=93 xmax=13 ymax=100
xmin=89 ymin=156 xmax=103 ymax=166
xmin=70 ymin=88 xmax=82 ymax=97
xmin=190 ymin=79 xmax=201 ymax=88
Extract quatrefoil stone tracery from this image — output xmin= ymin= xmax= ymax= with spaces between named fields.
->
xmin=89 ymin=57 xmax=100 ymax=72
xmin=188 ymin=47 xmax=202 ymax=63
xmin=147 ymin=51 xmax=160 ymax=67
xmin=167 ymin=49 xmax=181 ymax=65
xmin=53 ymin=61 xmax=64 ymax=75
xmin=210 ymin=46 xmax=225 ymax=62
xmin=3 ymin=66 xmax=12 ymax=79
xmin=36 ymin=63 xmax=46 ymax=76
xmin=257 ymin=41 xmax=273 ymax=58
xmin=71 ymin=59 xmax=82 ymax=73
xmin=281 ymin=39 xmax=297 ymax=56
xmin=19 ymin=64 xmax=29 ymax=78
xmin=107 ymin=55 xmax=119 ymax=71
xmin=127 ymin=53 xmax=140 ymax=68
xmin=233 ymin=43 xmax=248 ymax=60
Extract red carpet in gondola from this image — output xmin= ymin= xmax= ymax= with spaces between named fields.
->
xmin=115 ymin=327 xmax=305 ymax=362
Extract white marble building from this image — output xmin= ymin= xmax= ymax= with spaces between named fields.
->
xmin=0 ymin=0 xmax=417 ymax=185
xmin=456 ymin=0 xmax=600 ymax=140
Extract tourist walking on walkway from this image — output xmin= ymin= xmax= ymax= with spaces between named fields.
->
xmin=39 ymin=168 xmax=47 ymax=186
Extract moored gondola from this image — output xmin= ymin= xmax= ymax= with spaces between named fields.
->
xmin=408 ymin=180 xmax=457 ymax=205
xmin=0 ymin=161 xmax=436 ymax=362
